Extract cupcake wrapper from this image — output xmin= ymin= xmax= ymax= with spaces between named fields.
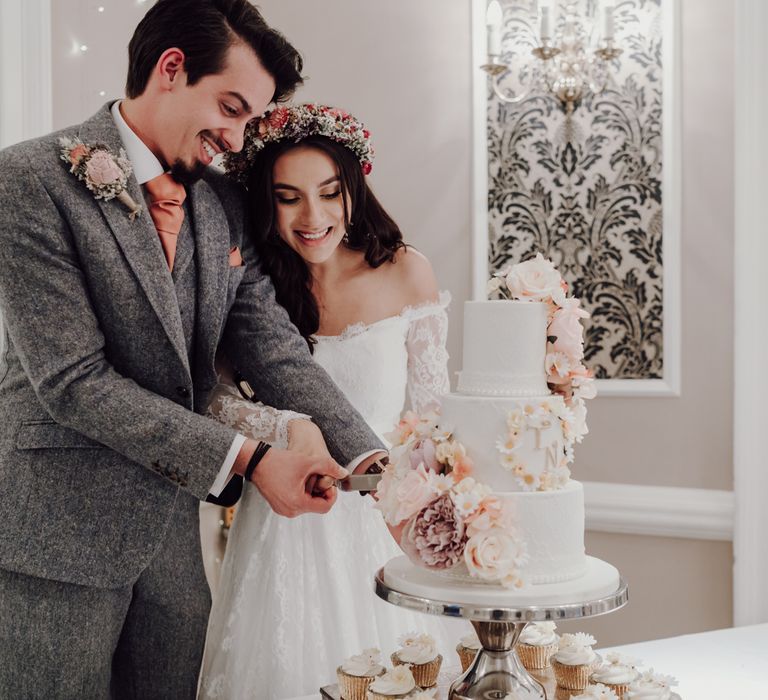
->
xmin=456 ymin=644 xmax=479 ymax=672
xmin=589 ymin=678 xmax=632 ymax=699
xmin=336 ymin=667 xmax=380 ymax=700
xmin=390 ymin=652 xmax=443 ymax=687
xmin=551 ymin=658 xmax=593 ymax=690
xmin=516 ymin=642 xmax=558 ymax=670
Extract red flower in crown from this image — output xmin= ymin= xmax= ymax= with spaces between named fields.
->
xmin=267 ymin=108 xmax=289 ymax=129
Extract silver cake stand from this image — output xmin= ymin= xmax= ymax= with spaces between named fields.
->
xmin=373 ymin=567 xmax=629 ymax=700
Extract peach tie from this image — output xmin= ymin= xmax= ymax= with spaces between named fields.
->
xmin=144 ymin=173 xmax=186 ymax=271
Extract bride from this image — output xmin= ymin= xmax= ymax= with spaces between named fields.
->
xmin=199 ymin=104 xmax=459 ymax=699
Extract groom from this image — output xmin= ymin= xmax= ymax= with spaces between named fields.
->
xmin=0 ymin=1 xmax=385 ymax=698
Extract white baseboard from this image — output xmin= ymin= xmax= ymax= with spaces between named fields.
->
xmin=583 ymin=481 xmax=735 ymax=542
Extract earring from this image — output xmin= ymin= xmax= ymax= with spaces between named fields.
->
xmin=342 ymin=232 xmax=350 ymax=244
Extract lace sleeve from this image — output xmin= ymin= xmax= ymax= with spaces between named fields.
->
xmin=206 ymin=381 xmax=310 ymax=450
xmin=404 ymin=291 xmax=451 ymax=414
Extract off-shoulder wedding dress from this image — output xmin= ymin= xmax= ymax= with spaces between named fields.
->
xmin=199 ymin=293 xmax=462 ymax=699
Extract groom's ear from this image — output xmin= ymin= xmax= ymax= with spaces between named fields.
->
xmin=156 ymin=48 xmax=187 ymax=90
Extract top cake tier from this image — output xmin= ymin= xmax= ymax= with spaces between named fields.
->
xmin=457 ymin=300 xmax=549 ymax=397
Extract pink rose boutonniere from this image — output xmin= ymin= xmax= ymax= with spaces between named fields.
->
xmin=59 ymin=136 xmax=142 ymax=220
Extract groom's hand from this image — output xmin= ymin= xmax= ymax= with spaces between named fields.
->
xmin=248 ymin=446 xmax=348 ymax=517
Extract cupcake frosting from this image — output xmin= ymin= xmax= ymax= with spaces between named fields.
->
xmin=572 ymin=684 xmax=620 ymax=700
xmin=369 ymin=666 xmax=416 ymax=695
xmin=459 ymin=631 xmax=482 ymax=650
xmin=340 ymin=647 xmax=384 ymax=677
xmin=592 ymin=651 xmax=641 ymax=685
xmin=553 ymin=632 xmax=597 ymax=666
xmin=407 ymin=690 xmax=437 ymax=700
xmin=396 ymin=632 xmax=439 ymax=664
xmin=519 ymin=621 xmax=558 ymax=646
xmin=626 ymin=669 xmax=678 ymax=700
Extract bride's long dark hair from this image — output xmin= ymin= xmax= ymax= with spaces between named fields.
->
xmin=245 ymin=135 xmax=406 ymax=352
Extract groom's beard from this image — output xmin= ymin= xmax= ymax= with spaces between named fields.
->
xmin=170 ymin=159 xmax=207 ymax=186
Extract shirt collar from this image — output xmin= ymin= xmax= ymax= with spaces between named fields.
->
xmin=110 ymin=100 xmax=165 ymax=185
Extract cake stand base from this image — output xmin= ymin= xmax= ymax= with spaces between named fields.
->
xmin=452 ymin=622 xmax=545 ymax=699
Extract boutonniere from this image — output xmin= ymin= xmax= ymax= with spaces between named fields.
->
xmin=59 ymin=137 xmax=142 ymax=220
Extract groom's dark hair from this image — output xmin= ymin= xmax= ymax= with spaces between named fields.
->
xmin=125 ymin=0 xmax=303 ymax=102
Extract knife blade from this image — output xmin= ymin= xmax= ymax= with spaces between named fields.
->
xmin=336 ymin=473 xmax=383 ymax=492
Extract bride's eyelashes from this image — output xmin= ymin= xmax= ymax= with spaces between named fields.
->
xmin=275 ymin=190 xmax=342 ymax=205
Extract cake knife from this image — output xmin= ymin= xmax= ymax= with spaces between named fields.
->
xmin=311 ymin=473 xmax=383 ymax=494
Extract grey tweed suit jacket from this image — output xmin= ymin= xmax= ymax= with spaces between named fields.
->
xmin=0 ymin=103 xmax=382 ymax=589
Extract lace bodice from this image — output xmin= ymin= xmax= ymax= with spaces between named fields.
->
xmin=206 ymin=292 xmax=451 ymax=446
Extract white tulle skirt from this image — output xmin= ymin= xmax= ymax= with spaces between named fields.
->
xmin=199 ymin=483 xmax=465 ymax=699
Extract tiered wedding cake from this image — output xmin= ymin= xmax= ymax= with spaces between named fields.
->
xmin=378 ymin=255 xmax=620 ymax=606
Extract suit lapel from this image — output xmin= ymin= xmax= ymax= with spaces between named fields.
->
xmin=188 ymin=178 xmax=229 ymax=373
xmin=78 ymin=105 xmax=190 ymax=374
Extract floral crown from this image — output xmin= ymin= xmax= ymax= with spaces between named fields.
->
xmin=224 ymin=103 xmax=374 ymax=183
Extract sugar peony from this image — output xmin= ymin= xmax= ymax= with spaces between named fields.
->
xmin=401 ymin=493 xmax=467 ymax=570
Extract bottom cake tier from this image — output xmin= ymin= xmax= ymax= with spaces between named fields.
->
xmin=382 ymin=555 xmax=621 ymax=607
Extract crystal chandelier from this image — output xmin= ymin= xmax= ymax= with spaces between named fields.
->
xmin=482 ymin=0 xmax=622 ymax=114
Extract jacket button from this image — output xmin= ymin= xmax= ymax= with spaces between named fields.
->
xmin=176 ymin=386 xmax=190 ymax=398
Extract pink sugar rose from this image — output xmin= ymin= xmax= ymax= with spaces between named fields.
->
xmin=85 ymin=151 xmax=123 ymax=186
xmin=409 ymin=438 xmax=440 ymax=473
xmin=464 ymin=526 xmax=528 ymax=586
xmin=505 ymin=253 xmax=564 ymax=303
xmin=394 ymin=464 xmax=438 ymax=524
xmin=549 ymin=299 xmax=589 ymax=360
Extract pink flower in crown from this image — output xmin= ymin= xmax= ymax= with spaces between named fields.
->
xmin=85 ymin=150 xmax=124 ymax=186
xmin=409 ymin=438 xmax=440 ymax=473
xmin=394 ymin=464 xmax=438 ymax=525
xmin=362 ymin=162 xmax=373 ymax=175
xmin=327 ymin=108 xmax=350 ymax=119
xmin=549 ymin=298 xmax=589 ymax=361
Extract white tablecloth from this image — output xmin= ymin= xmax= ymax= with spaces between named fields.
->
xmin=291 ymin=623 xmax=768 ymax=699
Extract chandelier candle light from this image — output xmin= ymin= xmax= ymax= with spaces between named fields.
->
xmin=482 ymin=0 xmax=623 ymax=114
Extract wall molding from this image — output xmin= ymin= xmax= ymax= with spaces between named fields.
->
xmin=0 ymin=0 xmax=51 ymax=148
xmin=584 ymin=481 xmax=735 ymax=542
xmin=734 ymin=0 xmax=768 ymax=627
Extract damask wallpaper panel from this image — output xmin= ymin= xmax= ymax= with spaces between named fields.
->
xmin=487 ymin=0 xmax=665 ymax=380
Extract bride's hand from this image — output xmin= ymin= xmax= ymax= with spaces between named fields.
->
xmin=287 ymin=418 xmax=331 ymax=459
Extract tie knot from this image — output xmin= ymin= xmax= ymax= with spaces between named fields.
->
xmin=145 ymin=173 xmax=186 ymax=205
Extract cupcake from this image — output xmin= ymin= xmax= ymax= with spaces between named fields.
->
xmin=406 ymin=691 xmax=437 ymax=700
xmin=366 ymin=666 xmax=417 ymax=700
xmin=551 ymin=633 xmax=599 ymax=691
xmin=336 ymin=648 xmax=385 ymax=700
xmin=456 ymin=630 xmax=482 ymax=672
xmin=391 ymin=632 xmax=442 ymax=688
xmin=571 ymin=683 xmax=620 ymax=699
xmin=590 ymin=652 xmax=641 ymax=699
xmin=626 ymin=669 xmax=679 ymax=699
xmin=516 ymin=621 xmax=559 ymax=670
